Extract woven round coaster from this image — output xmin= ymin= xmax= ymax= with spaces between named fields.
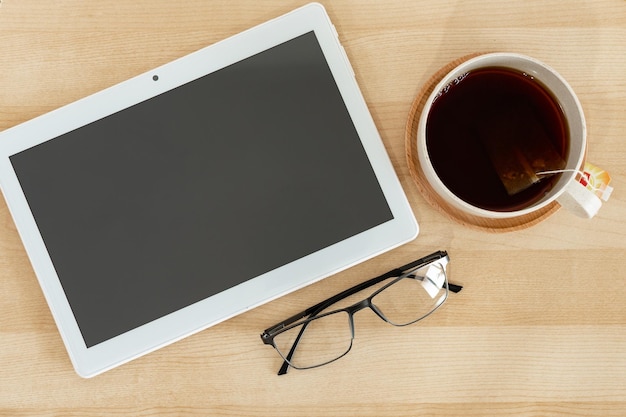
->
xmin=404 ymin=54 xmax=560 ymax=232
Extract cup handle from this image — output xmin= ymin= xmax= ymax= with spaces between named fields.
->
xmin=556 ymin=180 xmax=602 ymax=218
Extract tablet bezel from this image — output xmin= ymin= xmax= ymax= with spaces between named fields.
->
xmin=0 ymin=3 xmax=418 ymax=377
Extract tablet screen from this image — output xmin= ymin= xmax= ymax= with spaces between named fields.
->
xmin=10 ymin=31 xmax=393 ymax=348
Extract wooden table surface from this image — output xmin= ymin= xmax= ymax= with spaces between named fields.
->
xmin=1 ymin=1 xmax=625 ymax=416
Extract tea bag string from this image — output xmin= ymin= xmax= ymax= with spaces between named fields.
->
xmin=536 ymin=169 xmax=602 ymax=192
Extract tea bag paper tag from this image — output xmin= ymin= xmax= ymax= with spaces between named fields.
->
xmin=417 ymin=262 xmax=446 ymax=298
xmin=580 ymin=162 xmax=613 ymax=202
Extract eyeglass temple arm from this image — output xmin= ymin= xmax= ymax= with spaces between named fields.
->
xmin=264 ymin=251 xmax=453 ymax=335
xmin=277 ymin=320 xmax=311 ymax=375
xmin=263 ymin=266 xmax=407 ymax=342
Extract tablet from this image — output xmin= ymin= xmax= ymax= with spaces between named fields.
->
xmin=0 ymin=3 xmax=418 ymax=377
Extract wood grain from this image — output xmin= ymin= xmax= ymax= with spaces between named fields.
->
xmin=1 ymin=1 xmax=625 ymax=416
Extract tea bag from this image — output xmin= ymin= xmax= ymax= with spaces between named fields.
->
xmin=478 ymin=102 xmax=566 ymax=196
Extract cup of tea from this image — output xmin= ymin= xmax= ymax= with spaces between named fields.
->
xmin=416 ymin=53 xmax=602 ymax=223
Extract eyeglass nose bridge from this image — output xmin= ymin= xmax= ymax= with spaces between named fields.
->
xmin=343 ymin=298 xmax=389 ymax=330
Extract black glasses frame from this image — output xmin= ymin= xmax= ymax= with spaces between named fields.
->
xmin=260 ymin=250 xmax=462 ymax=375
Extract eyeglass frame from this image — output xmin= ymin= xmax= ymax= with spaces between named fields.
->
xmin=260 ymin=250 xmax=463 ymax=375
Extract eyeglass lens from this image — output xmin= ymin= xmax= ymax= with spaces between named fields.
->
xmin=272 ymin=310 xmax=354 ymax=369
xmin=372 ymin=262 xmax=448 ymax=326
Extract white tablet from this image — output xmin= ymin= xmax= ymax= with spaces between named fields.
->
xmin=0 ymin=3 xmax=418 ymax=377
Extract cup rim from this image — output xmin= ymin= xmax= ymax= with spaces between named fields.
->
xmin=416 ymin=52 xmax=587 ymax=219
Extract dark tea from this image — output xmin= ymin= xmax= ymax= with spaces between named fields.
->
xmin=425 ymin=66 xmax=569 ymax=211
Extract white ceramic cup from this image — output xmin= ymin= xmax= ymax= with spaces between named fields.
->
xmin=417 ymin=53 xmax=602 ymax=220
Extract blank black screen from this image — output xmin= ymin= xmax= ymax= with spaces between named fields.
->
xmin=10 ymin=31 xmax=393 ymax=347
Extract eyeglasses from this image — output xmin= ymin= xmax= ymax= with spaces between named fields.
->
xmin=260 ymin=250 xmax=462 ymax=375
